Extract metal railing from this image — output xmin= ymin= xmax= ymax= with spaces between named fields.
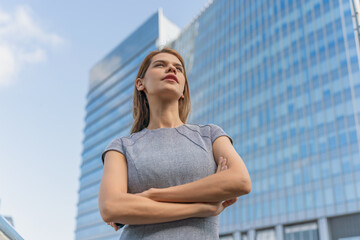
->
xmin=0 ymin=215 xmax=23 ymax=240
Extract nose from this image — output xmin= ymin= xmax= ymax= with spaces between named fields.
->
xmin=167 ymin=65 xmax=177 ymax=74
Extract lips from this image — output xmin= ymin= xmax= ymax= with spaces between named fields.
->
xmin=163 ymin=74 xmax=178 ymax=83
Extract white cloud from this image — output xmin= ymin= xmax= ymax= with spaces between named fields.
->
xmin=0 ymin=5 xmax=65 ymax=86
xmin=0 ymin=44 xmax=16 ymax=86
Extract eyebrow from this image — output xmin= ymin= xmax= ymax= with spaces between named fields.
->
xmin=152 ymin=60 xmax=183 ymax=68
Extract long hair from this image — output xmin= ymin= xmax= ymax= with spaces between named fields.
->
xmin=130 ymin=47 xmax=191 ymax=134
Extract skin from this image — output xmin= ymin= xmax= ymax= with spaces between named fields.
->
xmin=135 ymin=52 xmax=186 ymax=129
xmin=107 ymin=157 xmax=235 ymax=231
xmin=105 ymin=53 xmax=240 ymax=231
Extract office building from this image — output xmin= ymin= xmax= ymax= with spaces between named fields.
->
xmin=76 ymin=0 xmax=360 ymax=239
xmin=75 ymin=9 xmax=180 ymax=240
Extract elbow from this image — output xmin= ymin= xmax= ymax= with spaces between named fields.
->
xmin=235 ymin=177 xmax=252 ymax=196
xmin=243 ymin=179 xmax=252 ymax=194
xmin=99 ymin=199 xmax=127 ymax=223
xmin=99 ymin=200 xmax=115 ymax=222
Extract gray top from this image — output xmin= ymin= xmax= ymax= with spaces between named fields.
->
xmin=101 ymin=123 xmax=233 ymax=240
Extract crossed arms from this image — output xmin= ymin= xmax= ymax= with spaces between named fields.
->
xmin=98 ymin=136 xmax=251 ymax=225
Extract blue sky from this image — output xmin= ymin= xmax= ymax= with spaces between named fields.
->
xmin=0 ymin=0 xmax=209 ymax=239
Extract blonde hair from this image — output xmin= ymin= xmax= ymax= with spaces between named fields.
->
xmin=130 ymin=47 xmax=191 ymax=134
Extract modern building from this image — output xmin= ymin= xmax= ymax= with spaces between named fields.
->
xmin=75 ymin=9 xmax=180 ymax=240
xmin=76 ymin=0 xmax=360 ymax=239
xmin=171 ymin=0 xmax=360 ymax=239
xmin=0 ymin=201 xmax=22 ymax=240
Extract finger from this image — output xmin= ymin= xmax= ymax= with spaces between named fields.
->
xmin=216 ymin=157 xmax=224 ymax=173
xmin=223 ymin=197 xmax=238 ymax=207
xmin=228 ymin=197 xmax=238 ymax=203
xmin=111 ymin=223 xmax=118 ymax=231
xmin=221 ymin=158 xmax=227 ymax=171
xmin=223 ymin=200 xmax=233 ymax=208
xmin=228 ymin=198 xmax=238 ymax=206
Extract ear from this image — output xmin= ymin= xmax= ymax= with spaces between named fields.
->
xmin=136 ymin=78 xmax=145 ymax=91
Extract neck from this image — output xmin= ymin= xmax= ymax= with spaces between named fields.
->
xmin=146 ymin=98 xmax=183 ymax=129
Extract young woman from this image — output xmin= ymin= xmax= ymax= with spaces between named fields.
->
xmin=98 ymin=47 xmax=251 ymax=239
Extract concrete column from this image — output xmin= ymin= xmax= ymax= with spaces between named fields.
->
xmin=248 ymin=229 xmax=255 ymax=240
xmin=233 ymin=231 xmax=241 ymax=240
xmin=318 ymin=217 xmax=330 ymax=240
xmin=275 ymin=224 xmax=284 ymax=240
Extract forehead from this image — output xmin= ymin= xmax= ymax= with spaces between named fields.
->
xmin=151 ymin=53 xmax=182 ymax=65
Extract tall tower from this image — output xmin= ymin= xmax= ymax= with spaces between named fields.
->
xmin=171 ymin=0 xmax=360 ymax=239
xmin=75 ymin=9 xmax=180 ymax=240
xmin=76 ymin=0 xmax=360 ymax=239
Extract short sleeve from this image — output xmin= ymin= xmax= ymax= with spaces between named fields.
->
xmin=209 ymin=124 xmax=233 ymax=145
xmin=101 ymin=137 xmax=125 ymax=165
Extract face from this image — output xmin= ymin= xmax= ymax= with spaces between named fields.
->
xmin=136 ymin=52 xmax=186 ymax=102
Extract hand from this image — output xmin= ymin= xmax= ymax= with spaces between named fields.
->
xmin=202 ymin=156 xmax=238 ymax=216
xmin=217 ymin=156 xmax=238 ymax=206
xmin=216 ymin=156 xmax=228 ymax=173
xmin=106 ymin=222 xmax=121 ymax=231
xmin=202 ymin=197 xmax=238 ymax=217
xmin=216 ymin=156 xmax=237 ymax=205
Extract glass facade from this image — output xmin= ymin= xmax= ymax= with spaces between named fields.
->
xmin=75 ymin=9 xmax=180 ymax=240
xmin=284 ymin=222 xmax=319 ymax=240
xmin=171 ymin=0 xmax=360 ymax=239
xmin=256 ymin=228 xmax=276 ymax=240
xmin=77 ymin=0 xmax=360 ymax=239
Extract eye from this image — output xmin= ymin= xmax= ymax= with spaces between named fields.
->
xmin=176 ymin=67 xmax=183 ymax=72
xmin=155 ymin=63 xmax=164 ymax=67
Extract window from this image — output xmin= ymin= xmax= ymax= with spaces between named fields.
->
xmin=242 ymin=233 xmax=249 ymax=240
xmin=284 ymin=222 xmax=319 ymax=240
xmin=256 ymin=228 xmax=276 ymax=240
xmin=220 ymin=234 xmax=234 ymax=240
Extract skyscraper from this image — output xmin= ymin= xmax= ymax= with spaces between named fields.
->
xmin=75 ymin=9 xmax=180 ymax=240
xmin=76 ymin=0 xmax=360 ymax=239
xmin=172 ymin=0 xmax=360 ymax=239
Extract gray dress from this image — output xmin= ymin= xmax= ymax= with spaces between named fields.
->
xmin=101 ymin=123 xmax=233 ymax=240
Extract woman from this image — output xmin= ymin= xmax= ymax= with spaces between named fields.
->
xmin=98 ymin=47 xmax=251 ymax=239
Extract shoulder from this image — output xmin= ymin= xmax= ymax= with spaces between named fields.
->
xmin=119 ymin=129 xmax=148 ymax=146
xmin=182 ymin=123 xmax=212 ymax=133
xmin=183 ymin=123 xmax=225 ymax=134
xmin=181 ymin=123 xmax=218 ymax=138
xmin=101 ymin=129 xmax=148 ymax=163
xmin=185 ymin=123 xmax=234 ymax=145
xmin=183 ymin=122 xmax=221 ymax=131
xmin=105 ymin=130 xmax=144 ymax=148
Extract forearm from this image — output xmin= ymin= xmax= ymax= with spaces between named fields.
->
xmin=148 ymin=170 xmax=249 ymax=203
xmin=102 ymin=193 xmax=207 ymax=225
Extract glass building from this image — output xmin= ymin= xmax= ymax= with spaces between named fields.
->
xmin=171 ymin=0 xmax=360 ymax=239
xmin=75 ymin=9 xmax=180 ymax=240
xmin=76 ymin=0 xmax=360 ymax=239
